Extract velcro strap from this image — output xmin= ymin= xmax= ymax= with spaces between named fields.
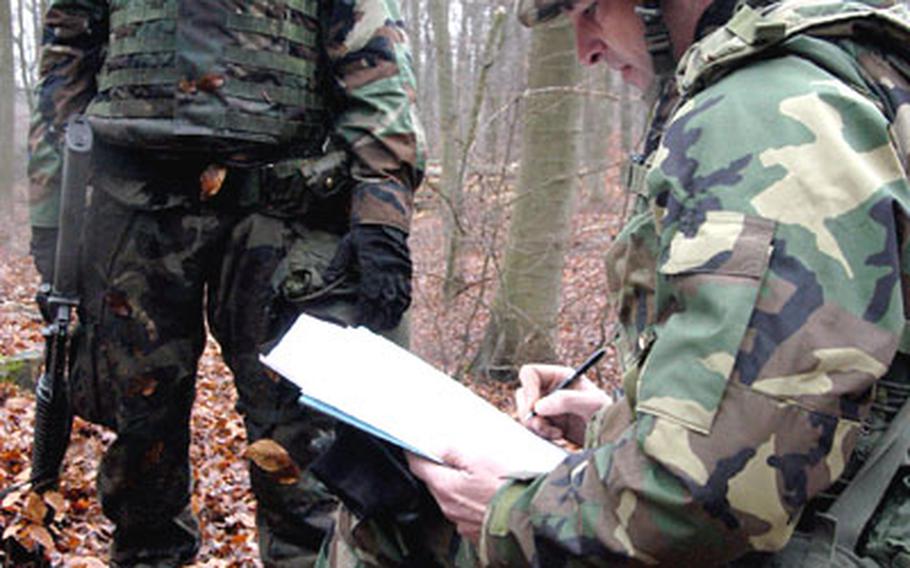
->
xmin=89 ymin=99 xmax=176 ymax=118
xmin=223 ymin=45 xmax=316 ymax=77
xmin=621 ymin=159 xmax=650 ymax=197
xmin=726 ymin=5 xmax=787 ymax=45
xmin=635 ymin=1 xmax=676 ymax=76
xmin=221 ymin=81 xmax=326 ymax=110
xmin=108 ymin=35 xmax=175 ymax=58
xmin=828 ymin=398 xmax=910 ymax=551
xmin=225 ymin=112 xmax=322 ymax=140
xmin=110 ymin=3 xmax=178 ymax=29
xmin=99 ymin=68 xmax=325 ymax=111
xmin=286 ymin=0 xmax=319 ymax=19
xmin=226 ymin=14 xmax=316 ymax=45
xmin=99 ymin=67 xmax=180 ymax=91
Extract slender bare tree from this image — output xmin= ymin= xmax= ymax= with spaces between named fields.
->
xmin=15 ymin=0 xmax=34 ymax=111
xmin=0 ymin=0 xmax=15 ymax=215
xmin=32 ymin=0 xmax=43 ymax=54
xmin=428 ymin=0 xmax=467 ymax=298
xmin=472 ymin=19 xmax=582 ymax=380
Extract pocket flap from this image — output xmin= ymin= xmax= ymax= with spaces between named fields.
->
xmin=637 ymin=211 xmax=776 ymax=434
xmin=661 ymin=211 xmax=775 ymax=279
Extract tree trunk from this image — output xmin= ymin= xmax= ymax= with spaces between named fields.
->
xmin=457 ymin=7 xmax=506 ymax=187
xmin=16 ymin=0 xmax=33 ymax=111
xmin=472 ymin=19 xmax=582 ymax=381
xmin=619 ymin=78 xmax=635 ymax=155
xmin=428 ymin=0 xmax=466 ymax=299
xmin=0 ymin=0 xmax=15 ymax=216
xmin=581 ymin=66 xmax=612 ymax=202
xmin=33 ymin=0 xmax=44 ymax=54
xmin=407 ymin=0 xmax=421 ymax=85
xmin=420 ymin=7 xmax=437 ymax=153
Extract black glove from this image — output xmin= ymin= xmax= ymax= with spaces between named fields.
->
xmin=30 ymin=226 xmax=59 ymax=284
xmin=323 ymin=225 xmax=412 ymax=332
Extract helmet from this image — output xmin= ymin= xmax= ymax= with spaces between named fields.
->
xmin=515 ymin=0 xmax=676 ymax=76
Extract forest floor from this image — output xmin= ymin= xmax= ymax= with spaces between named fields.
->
xmin=0 ymin=171 xmax=624 ymax=566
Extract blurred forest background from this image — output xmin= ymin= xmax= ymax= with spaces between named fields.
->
xmin=0 ymin=0 xmax=647 ymax=564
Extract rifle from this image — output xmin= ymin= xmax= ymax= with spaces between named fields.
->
xmin=0 ymin=117 xmax=93 ymax=500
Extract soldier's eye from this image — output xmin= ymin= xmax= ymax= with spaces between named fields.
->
xmin=583 ymin=1 xmax=598 ymax=19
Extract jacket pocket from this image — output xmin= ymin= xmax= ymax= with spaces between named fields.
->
xmin=635 ymin=211 xmax=776 ymax=434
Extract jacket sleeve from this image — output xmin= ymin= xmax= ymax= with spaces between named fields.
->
xmin=27 ymin=0 xmax=107 ymax=228
xmin=323 ymin=0 xmax=426 ymax=233
xmin=480 ymin=55 xmax=910 ymax=566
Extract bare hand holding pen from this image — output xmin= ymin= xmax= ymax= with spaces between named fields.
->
xmin=408 ymin=353 xmax=612 ymax=543
xmin=516 ymin=359 xmax=612 ymax=445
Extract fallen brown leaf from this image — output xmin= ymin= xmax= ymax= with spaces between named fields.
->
xmin=2 ymin=519 xmax=23 ymax=541
xmin=24 ymin=491 xmax=47 ymax=524
xmin=25 ymin=524 xmax=54 ymax=551
xmin=1 ymin=487 xmax=24 ymax=510
xmin=69 ymin=557 xmax=107 ymax=568
xmin=43 ymin=491 xmax=66 ymax=521
xmin=242 ymin=439 xmax=300 ymax=485
xmin=4 ymin=397 xmax=31 ymax=412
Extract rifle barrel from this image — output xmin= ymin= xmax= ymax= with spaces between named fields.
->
xmin=53 ymin=117 xmax=93 ymax=299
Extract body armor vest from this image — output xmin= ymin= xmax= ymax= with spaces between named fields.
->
xmin=87 ymin=0 xmax=329 ymax=162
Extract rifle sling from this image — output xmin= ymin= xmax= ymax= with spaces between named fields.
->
xmin=827 ymin=396 xmax=910 ymax=552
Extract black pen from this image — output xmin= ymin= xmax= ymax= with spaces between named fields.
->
xmin=524 ymin=346 xmax=607 ymax=421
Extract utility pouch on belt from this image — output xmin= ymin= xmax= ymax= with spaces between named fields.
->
xmin=262 ymin=150 xmax=351 ymax=224
xmin=310 ymin=423 xmax=431 ymax=521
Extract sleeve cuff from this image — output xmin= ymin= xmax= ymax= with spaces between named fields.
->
xmin=479 ymin=479 xmax=532 ymax=566
xmin=350 ymin=181 xmax=413 ymax=233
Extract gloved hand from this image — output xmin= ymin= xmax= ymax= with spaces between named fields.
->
xmin=323 ymin=225 xmax=412 ymax=332
xmin=30 ymin=226 xmax=59 ymax=285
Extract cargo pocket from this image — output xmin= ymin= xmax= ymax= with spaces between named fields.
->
xmin=274 ymin=226 xmax=358 ymax=327
xmin=635 ymin=210 xmax=776 ymax=434
xmin=68 ymin=321 xmax=116 ymax=429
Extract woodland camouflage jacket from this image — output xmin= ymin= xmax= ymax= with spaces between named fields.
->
xmin=27 ymin=0 xmax=425 ymax=233
xmin=482 ymin=1 xmax=910 ymax=565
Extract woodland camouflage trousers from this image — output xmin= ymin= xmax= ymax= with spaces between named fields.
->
xmin=68 ymin=151 xmax=407 ymax=567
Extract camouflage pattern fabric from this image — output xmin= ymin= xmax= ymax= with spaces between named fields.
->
xmin=319 ymin=1 xmax=910 ymax=566
xmin=27 ymin=0 xmax=423 ymax=566
xmin=318 ymin=503 xmax=478 ymax=568
xmin=28 ymin=0 xmax=425 ymax=233
xmin=480 ymin=1 xmax=910 ymax=566
xmin=69 ymin=150 xmax=410 ymax=567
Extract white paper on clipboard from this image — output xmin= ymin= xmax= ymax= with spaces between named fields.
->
xmin=260 ymin=314 xmax=567 ymax=473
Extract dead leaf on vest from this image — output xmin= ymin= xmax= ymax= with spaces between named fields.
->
xmin=200 ymin=165 xmax=228 ymax=201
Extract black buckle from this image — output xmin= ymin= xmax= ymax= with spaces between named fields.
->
xmin=634 ymin=4 xmax=662 ymax=24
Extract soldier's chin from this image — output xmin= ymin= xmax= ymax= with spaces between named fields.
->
xmin=621 ymin=66 xmax=652 ymax=92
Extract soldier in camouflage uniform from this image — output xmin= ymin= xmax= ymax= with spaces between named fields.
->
xmin=27 ymin=1 xmax=424 ymax=566
xmin=324 ymin=0 xmax=910 ymax=566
